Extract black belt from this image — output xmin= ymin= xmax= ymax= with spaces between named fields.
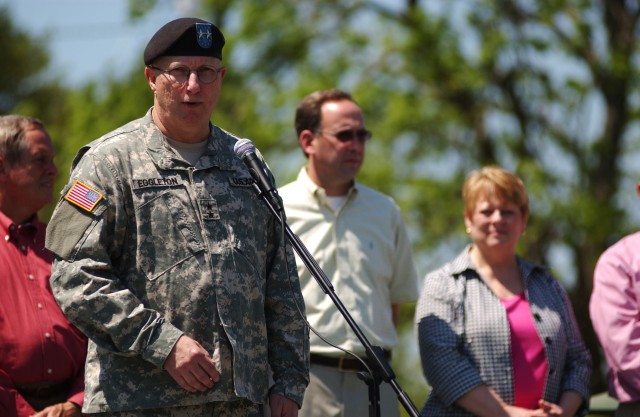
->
xmin=15 ymin=380 xmax=70 ymax=398
xmin=310 ymin=350 xmax=391 ymax=372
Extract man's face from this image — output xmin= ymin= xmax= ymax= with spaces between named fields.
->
xmin=307 ymin=100 xmax=368 ymax=187
xmin=2 ymin=127 xmax=58 ymax=213
xmin=146 ymin=56 xmax=226 ymax=142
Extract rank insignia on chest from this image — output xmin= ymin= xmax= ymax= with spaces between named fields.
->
xmin=65 ymin=180 xmax=104 ymax=212
xmin=200 ymin=198 xmax=220 ymax=220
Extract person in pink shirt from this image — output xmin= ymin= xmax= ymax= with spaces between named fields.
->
xmin=590 ymin=181 xmax=640 ymax=417
xmin=0 ymin=115 xmax=87 ymax=417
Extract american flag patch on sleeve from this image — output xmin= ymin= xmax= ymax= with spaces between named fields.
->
xmin=65 ymin=180 xmax=104 ymax=212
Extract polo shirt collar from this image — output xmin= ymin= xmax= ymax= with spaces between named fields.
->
xmin=296 ymin=167 xmax=359 ymax=200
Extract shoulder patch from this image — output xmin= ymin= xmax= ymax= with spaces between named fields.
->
xmin=65 ymin=180 xmax=104 ymax=212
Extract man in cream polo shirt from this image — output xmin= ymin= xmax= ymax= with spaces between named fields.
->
xmin=279 ymin=88 xmax=418 ymax=417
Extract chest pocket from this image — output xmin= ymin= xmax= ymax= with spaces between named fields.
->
xmin=134 ymin=187 xmax=205 ymax=280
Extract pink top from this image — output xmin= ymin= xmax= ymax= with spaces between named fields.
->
xmin=590 ymin=231 xmax=640 ymax=402
xmin=501 ymin=293 xmax=548 ymax=409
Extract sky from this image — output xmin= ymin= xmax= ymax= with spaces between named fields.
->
xmin=3 ymin=0 xmax=197 ymax=86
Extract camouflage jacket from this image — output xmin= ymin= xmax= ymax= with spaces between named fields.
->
xmin=45 ymin=110 xmax=309 ymax=413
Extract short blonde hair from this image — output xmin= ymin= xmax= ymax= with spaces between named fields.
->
xmin=462 ymin=166 xmax=529 ymax=218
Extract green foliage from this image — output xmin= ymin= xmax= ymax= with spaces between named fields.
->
xmin=127 ymin=0 xmax=159 ymax=20
xmin=0 ymin=6 xmax=51 ymax=114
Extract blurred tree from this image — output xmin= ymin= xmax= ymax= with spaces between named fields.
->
xmin=0 ymin=2 xmax=153 ymax=219
xmin=0 ymin=6 xmax=52 ymax=113
xmin=0 ymin=5 xmax=75 ymax=218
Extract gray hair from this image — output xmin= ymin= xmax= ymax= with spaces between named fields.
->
xmin=0 ymin=115 xmax=45 ymax=164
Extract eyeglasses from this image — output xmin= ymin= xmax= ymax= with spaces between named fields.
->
xmin=317 ymin=128 xmax=372 ymax=143
xmin=148 ymin=65 xmax=224 ymax=84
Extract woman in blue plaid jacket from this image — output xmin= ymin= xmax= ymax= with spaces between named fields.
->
xmin=415 ymin=166 xmax=591 ymax=417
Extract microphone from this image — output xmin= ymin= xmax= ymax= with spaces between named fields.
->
xmin=234 ymin=138 xmax=284 ymax=213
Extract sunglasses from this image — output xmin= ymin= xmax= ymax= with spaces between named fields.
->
xmin=317 ymin=128 xmax=372 ymax=143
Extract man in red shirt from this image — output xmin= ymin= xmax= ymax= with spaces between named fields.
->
xmin=0 ymin=115 xmax=87 ymax=417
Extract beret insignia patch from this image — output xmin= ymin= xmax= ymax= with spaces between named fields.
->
xmin=196 ymin=23 xmax=213 ymax=49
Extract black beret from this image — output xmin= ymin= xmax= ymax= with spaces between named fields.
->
xmin=144 ymin=17 xmax=225 ymax=65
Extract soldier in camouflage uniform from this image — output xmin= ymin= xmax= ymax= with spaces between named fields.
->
xmin=45 ymin=17 xmax=309 ymax=417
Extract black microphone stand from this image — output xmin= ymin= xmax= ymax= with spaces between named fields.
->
xmin=253 ymin=183 xmax=420 ymax=417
